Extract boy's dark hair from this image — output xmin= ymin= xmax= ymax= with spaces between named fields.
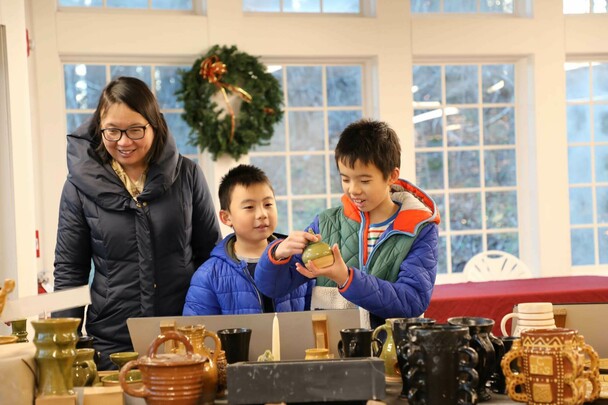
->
xmin=90 ymin=76 xmax=168 ymax=164
xmin=219 ymin=164 xmax=274 ymax=211
xmin=335 ymin=119 xmax=401 ymax=179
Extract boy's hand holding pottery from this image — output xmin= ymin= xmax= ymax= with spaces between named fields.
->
xmin=297 ymin=235 xmax=349 ymax=287
xmin=274 ymin=229 xmax=320 ymax=259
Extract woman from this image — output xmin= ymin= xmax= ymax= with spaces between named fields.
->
xmin=53 ymin=76 xmax=222 ymax=369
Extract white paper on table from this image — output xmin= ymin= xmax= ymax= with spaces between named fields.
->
xmin=272 ymin=313 xmax=281 ymax=361
xmin=0 ymin=285 xmax=91 ymax=322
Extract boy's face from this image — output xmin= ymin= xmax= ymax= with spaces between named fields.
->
xmin=220 ymin=183 xmax=277 ymax=245
xmin=338 ymin=159 xmax=399 ymax=219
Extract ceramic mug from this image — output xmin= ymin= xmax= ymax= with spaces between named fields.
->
xmin=392 ymin=317 xmax=436 ymax=398
xmin=217 ymin=328 xmax=251 ymax=364
xmin=72 ymin=348 xmax=98 ymax=387
xmin=404 ymin=324 xmax=479 ymax=405
xmin=501 ymin=328 xmax=600 ymax=405
xmin=501 ymin=302 xmax=555 ymax=336
xmin=338 ymin=328 xmax=374 ymax=358
xmin=448 ymin=317 xmax=505 ymax=402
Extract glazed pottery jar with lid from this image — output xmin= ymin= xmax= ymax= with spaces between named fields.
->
xmin=120 ymin=331 xmax=208 ymax=405
xmin=302 ymin=229 xmax=334 ymax=268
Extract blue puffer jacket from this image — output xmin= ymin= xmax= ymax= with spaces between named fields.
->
xmin=255 ymin=180 xmax=440 ymax=323
xmin=183 ymin=233 xmax=313 ymax=315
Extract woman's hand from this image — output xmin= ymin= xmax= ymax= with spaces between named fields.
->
xmin=296 ymin=244 xmax=349 ymax=286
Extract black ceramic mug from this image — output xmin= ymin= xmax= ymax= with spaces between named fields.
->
xmin=217 ymin=328 xmax=252 ymax=364
xmin=447 ymin=317 xmax=505 ymax=402
xmin=392 ymin=318 xmax=436 ymax=398
xmin=338 ymin=328 xmax=373 ymax=358
xmin=404 ymin=324 xmax=478 ymax=405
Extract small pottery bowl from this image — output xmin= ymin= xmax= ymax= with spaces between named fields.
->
xmin=101 ymin=370 xmax=142 ymax=387
xmin=109 ymin=351 xmax=139 ymax=369
xmin=0 ymin=335 xmax=18 ymax=345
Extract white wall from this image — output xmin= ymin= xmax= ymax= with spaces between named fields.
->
xmin=0 ymin=0 xmax=38 ymax=299
xmin=13 ymin=0 xmax=608 ymax=287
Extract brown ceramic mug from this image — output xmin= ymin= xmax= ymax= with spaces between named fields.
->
xmin=119 ymin=331 xmax=207 ymax=405
xmin=501 ymin=328 xmax=600 ymax=405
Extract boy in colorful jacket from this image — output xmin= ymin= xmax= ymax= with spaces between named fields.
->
xmin=183 ymin=164 xmax=312 ymax=315
xmin=255 ymin=119 xmax=440 ymax=328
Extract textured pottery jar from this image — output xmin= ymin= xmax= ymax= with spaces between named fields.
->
xmin=31 ymin=318 xmax=81 ymax=396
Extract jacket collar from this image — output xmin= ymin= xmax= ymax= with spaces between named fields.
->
xmin=341 ymin=178 xmax=440 ymax=234
xmin=66 ymin=117 xmax=180 ymax=210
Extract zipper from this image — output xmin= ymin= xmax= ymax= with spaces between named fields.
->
xmin=242 ymin=264 xmax=264 ymax=309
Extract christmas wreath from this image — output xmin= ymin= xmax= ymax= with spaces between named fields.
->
xmin=177 ymin=45 xmax=284 ymax=161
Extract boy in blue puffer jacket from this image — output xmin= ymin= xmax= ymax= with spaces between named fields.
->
xmin=255 ymin=119 xmax=440 ymax=328
xmin=183 ymin=164 xmax=312 ymax=315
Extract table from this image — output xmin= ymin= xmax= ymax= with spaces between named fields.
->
xmin=425 ymin=276 xmax=608 ymax=336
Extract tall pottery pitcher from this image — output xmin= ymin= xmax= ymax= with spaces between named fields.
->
xmin=31 ymin=318 xmax=81 ymax=397
xmin=177 ymin=324 xmax=221 ymax=405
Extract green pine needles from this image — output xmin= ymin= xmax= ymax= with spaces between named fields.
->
xmin=177 ymin=45 xmax=284 ymax=161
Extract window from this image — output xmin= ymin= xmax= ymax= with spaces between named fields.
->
xmin=63 ymin=63 xmax=196 ymax=162
xmin=58 ymin=0 xmax=194 ymax=10
xmin=563 ymin=0 xmax=608 ymax=14
xmin=565 ymin=61 xmax=608 ymax=266
xmin=249 ymin=63 xmax=365 ymax=234
xmin=411 ymin=0 xmax=514 ymax=13
xmin=243 ymin=0 xmax=362 ymax=14
xmin=413 ymin=63 xmax=518 ymax=274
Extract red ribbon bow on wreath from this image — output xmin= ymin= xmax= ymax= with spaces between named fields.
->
xmin=200 ymin=55 xmax=253 ymax=143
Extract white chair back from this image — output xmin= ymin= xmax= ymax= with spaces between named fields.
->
xmin=463 ymin=250 xmax=532 ymax=282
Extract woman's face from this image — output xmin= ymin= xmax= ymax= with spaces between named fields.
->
xmin=100 ymin=103 xmax=155 ymax=173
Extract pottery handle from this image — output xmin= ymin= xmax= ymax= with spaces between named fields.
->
xmin=204 ymin=329 xmax=221 ymax=364
xmin=500 ymin=313 xmax=517 ymax=336
xmin=501 ymin=345 xmax=527 ymax=403
xmin=371 ymin=324 xmax=386 ymax=355
xmin=337 ymin=340 xmax=344 ymax=358
xmin=578 ymin=338 xmax=601 ymax=402
xmin=149 ymin=330 xmax=194 ymax=359
xmin=120 ymin=360 xmax=148 ymax=398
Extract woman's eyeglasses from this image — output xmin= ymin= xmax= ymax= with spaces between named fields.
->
xmin=101 ymin=123 xmax=150 ymax=142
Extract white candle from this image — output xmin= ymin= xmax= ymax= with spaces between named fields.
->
xmin=272 ymin=313 xmax=281 ymax=361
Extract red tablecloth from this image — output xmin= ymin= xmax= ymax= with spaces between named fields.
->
xmin=424 ymin=276 xmax=608 ymax=336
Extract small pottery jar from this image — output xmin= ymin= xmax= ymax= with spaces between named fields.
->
xmin=213 ymin=349 xmax=227 ymax=398
xmin=72 ymin=348 xmax=98 ymax=387
xmin=11 ymin=319 xmax=28 ymax=343
xmin=31 ymin=317 xmax=81 ymax=396
xmin=304 ymin=348 xmax=330 ymax=360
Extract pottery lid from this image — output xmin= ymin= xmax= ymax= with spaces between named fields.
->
xmin=138 ymin=352 xmax=207 ymax=367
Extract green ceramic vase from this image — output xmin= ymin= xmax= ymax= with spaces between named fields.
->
xmin=32 ymin=318 xmax=81 ymax=396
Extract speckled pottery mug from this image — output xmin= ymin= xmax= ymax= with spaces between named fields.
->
xmin=501 ymin=328 xmax=600 ymax=405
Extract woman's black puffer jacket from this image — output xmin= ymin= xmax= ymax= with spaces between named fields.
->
xmin=53 ymin=120 xmax=221 ymax=369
